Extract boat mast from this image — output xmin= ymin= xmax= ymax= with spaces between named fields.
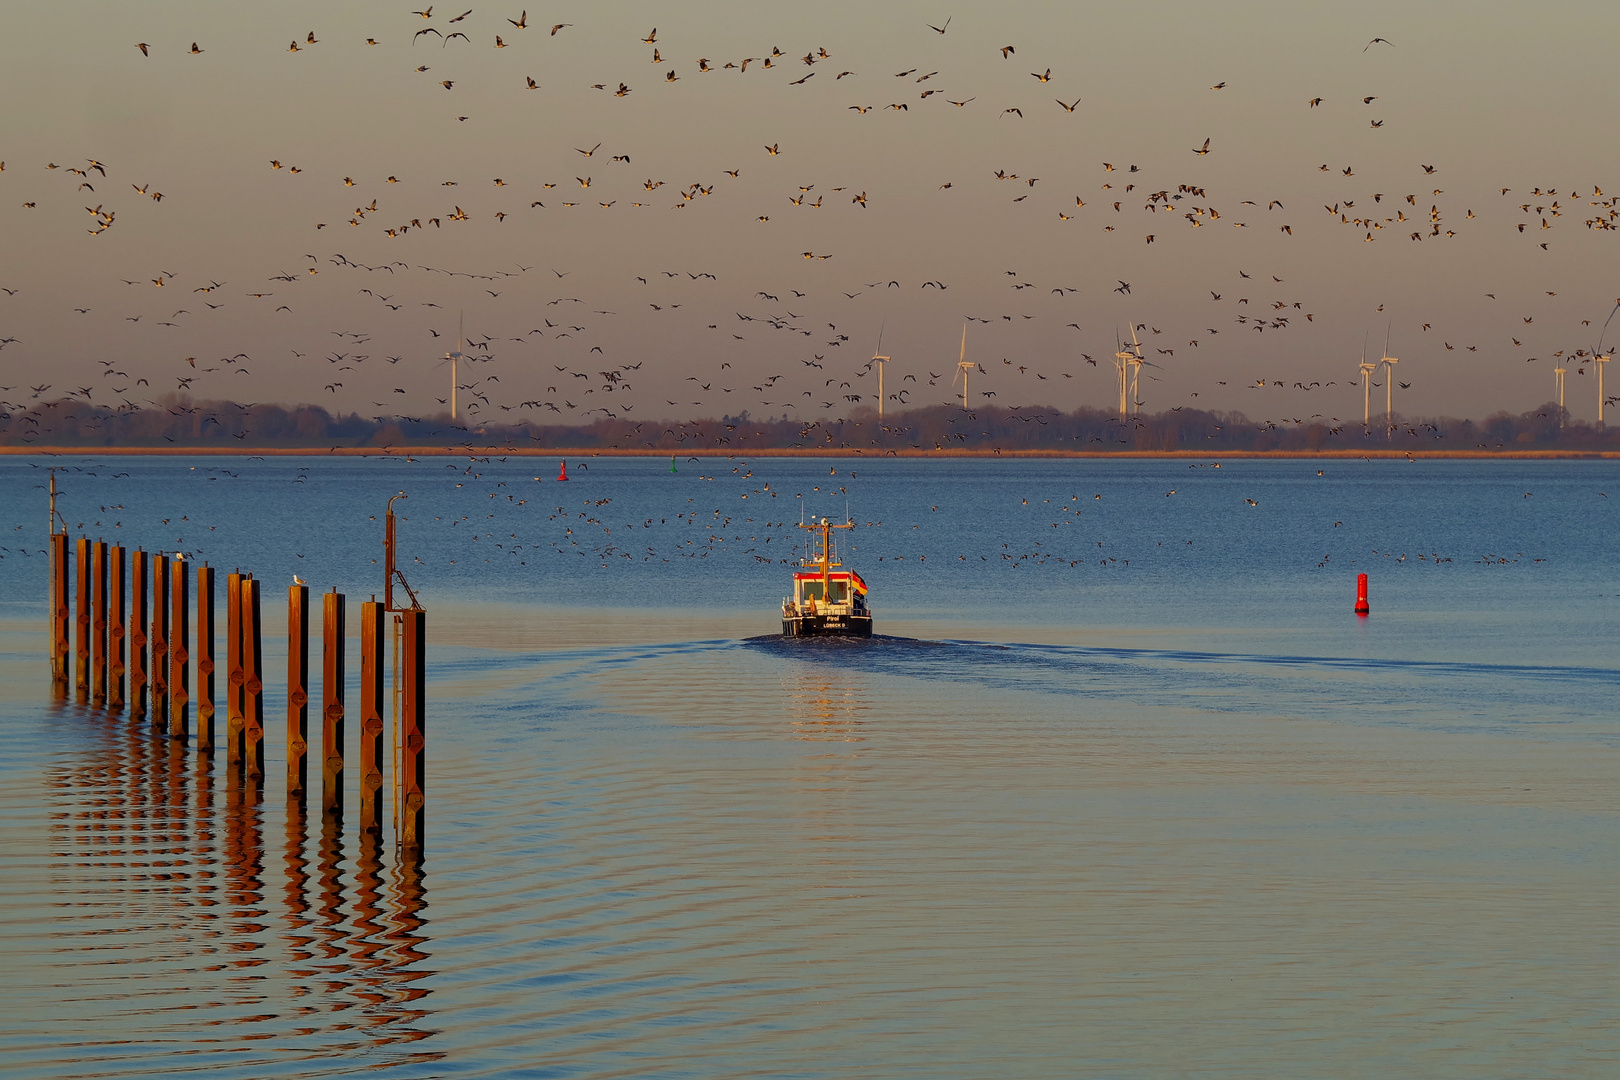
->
xmin=798 ymin=516 xmax=853 ymax=611
xmin=821 ymin=518 xmax=832 ymax=603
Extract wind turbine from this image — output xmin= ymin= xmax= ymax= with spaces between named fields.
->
xmin=1357 ymin=333 xmax=1379 ymax=435
xmin=441 ymin=313 xmax=466 ymax=420
xmin=1597 ymin=353 xmax=1611 ymax=427
xmin=1594 ymin=299 xmax=1620 ymax=427
xmin=870 ymin=323 xmax=890 ymax=418
xmin=1130 ymin=335 xmax=1146 ymax=416
xmin=1113 ymin=327 xmax=1142 ymax=421
xmin=1379 ymin=327 xmax=1399 ymax=440
xmin=952 ymin=323 xmax=972 ymax=408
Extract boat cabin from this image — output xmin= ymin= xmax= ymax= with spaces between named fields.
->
xmin=791 ymin=570 xmax=866 ymax=607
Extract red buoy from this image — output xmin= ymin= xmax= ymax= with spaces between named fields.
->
xmin=1354 ymin=573 xmax=1370 ymax=616
xmin=557 ymin=460 xmax=569 ymax=482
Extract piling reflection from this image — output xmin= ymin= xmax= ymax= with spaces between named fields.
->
xmin=39 ymin=697 xmax=439 ymax=1070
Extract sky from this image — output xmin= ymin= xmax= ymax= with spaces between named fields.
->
xmin=3 ymin=0 xmax=1620 ymax=427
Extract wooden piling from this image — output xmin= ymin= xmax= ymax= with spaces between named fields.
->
xmin=399 ymin=608 xmax=426 ymax=855
xmin=169 ymin=559 xmax=190 ymax=741
xmin=358 ymin=600 xmax=385 ymax=835
xmin=241 ymin=576 xmax=265 ymax=783
xmin=322 ymin=591 xmax=346 ymax=816
xmin=287 ymin=584 xmax=310 ymax=799
xmin=75 ymin=537 xmax=90 ymax=700
xmin=109 ymin=546 xmax=126 ymax=711
xmin=150 ymin=554 xmax=169 ymax=727
xmin=130 ymin=551 xmax=147 ymax=719
xmin=225 ymin=571 xmax=243 ymax=766
xmin=91 ymin=541 xmax=108 ymax=706
xmin=196 ymin=565 xmax=215 ymax=751
xmin=50 ymin=532 xmax=70 ymax=693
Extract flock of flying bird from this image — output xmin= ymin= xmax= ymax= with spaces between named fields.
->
xmin=2 ymin=9 xmax=1618 ymax=434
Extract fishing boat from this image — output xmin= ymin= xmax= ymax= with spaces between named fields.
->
xmin=781 ymin=516 xmax=873 ymax=637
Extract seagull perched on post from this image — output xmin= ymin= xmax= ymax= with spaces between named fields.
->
xmin=293 ymin=575 xmax=307 ymax=586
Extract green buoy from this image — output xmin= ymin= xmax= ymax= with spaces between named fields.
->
xmin=670 ymin=455 xmax=678 ymax=474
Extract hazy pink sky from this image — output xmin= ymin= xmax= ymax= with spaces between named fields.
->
xmin=3 ymin=0 xmax=1619 ymax=425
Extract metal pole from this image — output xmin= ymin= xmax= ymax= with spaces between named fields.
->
xmin=322 ymin=590 xmax=346 ymax=816
xmin=130 ymin=551 xmax=147 ymax=719
xmin=399 ymin=608 xmax=426 ymax=857
xmin=91 ymin=541 xmax=107 ymax=705
xmin=226 ymin=571 xmax=244 ymax=766
xmin=150 ymin=554 xmax=169 ymax=728
xmin=392 ymin=613 xmax=402 ymax=847
xmin=287 ymin=584 xmax=310 ymax=799
xmin=241 ymin=576 xmax=264 ymax=784
xmin=358 ymin=599 xmax=385 ymax=836
xmin=50 ymin=532 xmax=69 ymax=693
xmin=109 ymin=546 xmax=126 ymax=711
xmin=385 ymin=509 xmax=395 ymax=612
xmin=75 ymin=537 xmax=90 ymax=700
xmin=170 ymin=558 xmax=190 ymax=740
xmin=196 ymin=564 xmax=215 ymax=750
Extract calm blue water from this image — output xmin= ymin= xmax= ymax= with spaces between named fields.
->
xmin=2 ymin=455 xmax=1618 ymax=1078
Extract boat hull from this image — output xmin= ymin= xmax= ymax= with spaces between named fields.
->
xmin=782 ymin=613 xmax=873 ymax=638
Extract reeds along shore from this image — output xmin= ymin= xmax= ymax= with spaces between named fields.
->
xmin=47 ymin=533 xmax=427 ymax=860
xmin=3 ymin=397 xmax=1617 ymax=455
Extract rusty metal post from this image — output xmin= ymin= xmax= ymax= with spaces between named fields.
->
xmin=358 ymin=600 xmax=385 ymax=836
xmin=75 ymin=537 xmax=90 ymax=700
xmin=225 ymin=571 xmax=243 ymax=766
xmin=287 ymin=584 xmax=310 ymax=799
xmin=150 ymin=554 xmax=169 ymax=728
xmin=399 ymin=609 xmax=426 ymax=855
xmin=322 ymin=591 xmax=346 ymax=816
xmin=109 ymin=546 xmax=126 ymax=711
xmin=196 ymin=565 xmax=215 ymax=751
xmin=91 ymin=541 xmax=108 ymax=705
xmin=169 ymin=558 xmax=190 ymax=740
xmin=50 ymin=532 xmax=70 ymax=694
xmin=130 ymin=551 xmax=147 ymax=719
xmin=241 ymin=576 xmax=265 ymax=784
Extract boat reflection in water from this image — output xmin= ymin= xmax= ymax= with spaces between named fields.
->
xmin=781 ymin=516 xmax=873 ymax=637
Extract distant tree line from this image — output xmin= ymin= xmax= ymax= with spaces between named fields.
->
xmin=2 ymin=394 xmax=1617 ymax=453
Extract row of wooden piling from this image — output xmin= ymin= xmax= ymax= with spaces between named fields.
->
xmin=49 ymin=534 xmax=426 ymax=853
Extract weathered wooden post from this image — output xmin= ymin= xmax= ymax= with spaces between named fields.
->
xmin=241 ymin=576 xmax=265 ymax=784
xmin=50 ymin=532 xmax=70 ymax=694
xmin=150 ymin=554 xmax=169 ymax=728
xmin=399 ymin=608 xmax=426 ymax=856
xmin=130 ymin=550 xmax=147 ymax=719
xmin=91 ymin=541 xmax=108 ymax=706
xmin=109 ymin=546 xmax=126 ymax=711
xmin=322 ymin=590 xmax=346 ymax=816
xmin=75 ymin=537 xmax=90 ymax=700
xmin=196 ymin=565 xmax=215 ymax=751
xmin=225 ymin=571 xmax=244 ymax=767
xmin=287 ymin=584 xmax=310 ymax=800
xmin=169 ymin=558 xmax=190 ymax=740
xmin=358 ymin=599 xmax=385 ymax=836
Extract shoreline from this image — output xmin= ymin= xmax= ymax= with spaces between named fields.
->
xmin=2 ymin=445 xmax=1618 ymax=460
